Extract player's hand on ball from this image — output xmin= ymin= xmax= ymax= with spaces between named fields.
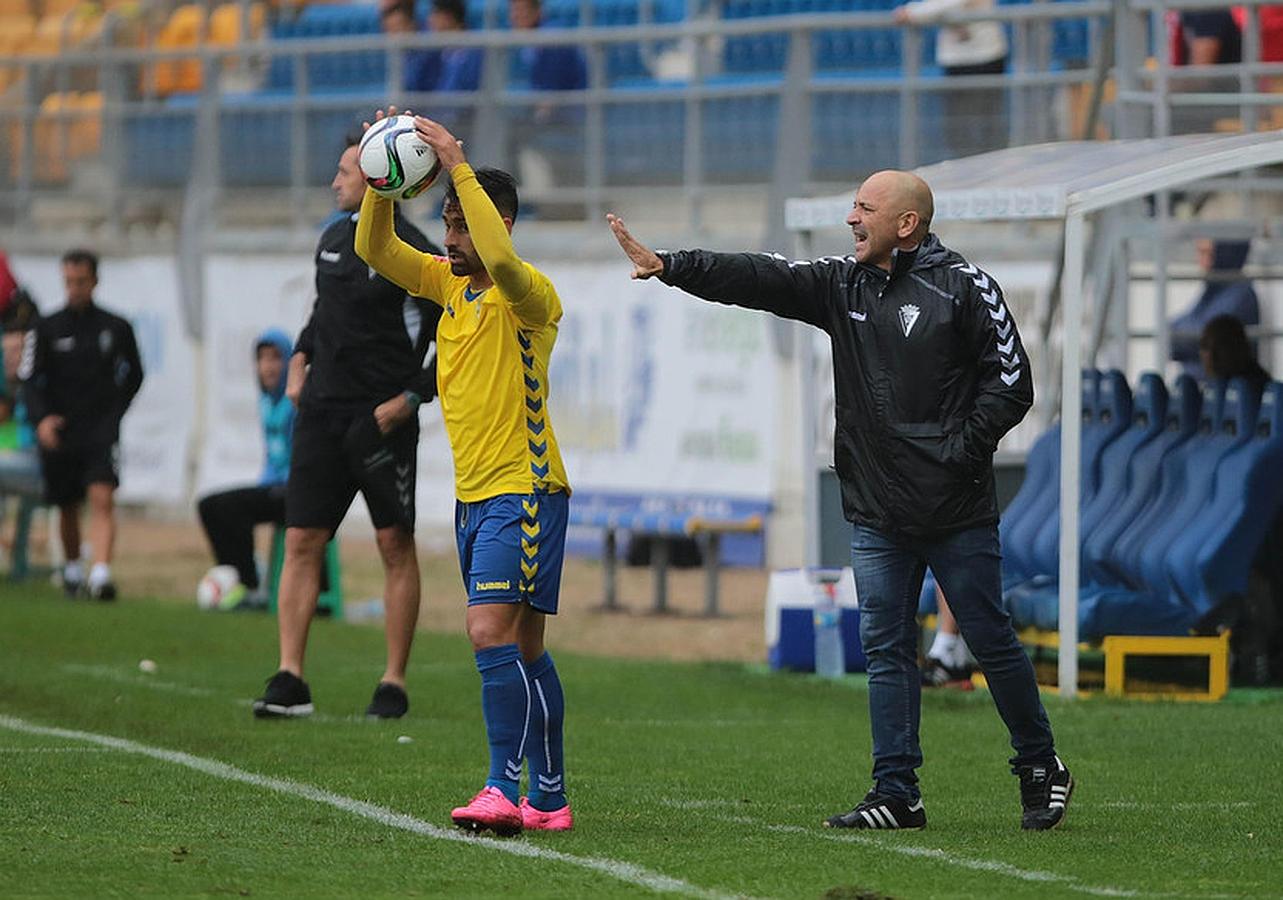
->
xmin=606 ymin=214 xmax=664 ymax=280
xmin=362 ymin=106 xmax=411 ymax=132
xmin=412 ymin=117 xmax=465 ymax=169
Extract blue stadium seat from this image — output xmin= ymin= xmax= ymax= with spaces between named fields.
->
xmin=1082 ymin=379 xmax=1259 ymax=638
xmin=267 ymin=4 xmax=385 ymax=94
xmin=1001 ymin=369 xmax=1097 ymax=586
xmin=1080 ymin=374 xmax=1200 ymax=588
xmin=1013 ymin=373 xmax=1164 ymax=630
xmin=1161 ymin=381 xmax=1280 ymax=627
xmin=810 ymin=90 xmax=902 ymax=180
xmin=1024 ymin=368 xmax=1130 ymax=580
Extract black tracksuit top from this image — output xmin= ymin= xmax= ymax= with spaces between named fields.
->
xmin=20 ymin=302 xmax=144 ymax=450
xmin=297 ymin=210 xmax=444 ymax=413
xmin=659 ymin=234 xmax=1034 ymax=537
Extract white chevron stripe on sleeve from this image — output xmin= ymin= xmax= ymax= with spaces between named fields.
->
xmin=1000 ymin=369 xmax=1022 ymax=386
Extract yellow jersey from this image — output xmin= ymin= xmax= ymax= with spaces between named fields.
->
xmin=355 ymin=163 xmax=570 ymax=502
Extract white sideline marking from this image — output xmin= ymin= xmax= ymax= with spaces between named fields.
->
xmin=660 ymin=799 xmax=1147 ymax=899
xmin=0 ymin=746 xmax=114 ymax=754
xmin=0 ymin=714 xmax=745 ymax=900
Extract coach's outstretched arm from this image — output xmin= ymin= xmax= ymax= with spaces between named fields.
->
xmin=606 ymin=213 xmax=835 ymax=328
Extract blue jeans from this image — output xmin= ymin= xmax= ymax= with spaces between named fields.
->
xmin=852 ymin=523 xmax=1056 ymax=801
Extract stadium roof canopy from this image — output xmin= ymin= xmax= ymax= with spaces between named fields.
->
xmin=786 ymin=130 xmax=1283 ymax=697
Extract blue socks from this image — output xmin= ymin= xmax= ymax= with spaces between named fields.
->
xmin=475 ymin=644 xmax=529 ymax=805
xmin=525 ymin=651 xmax=567 ymax=812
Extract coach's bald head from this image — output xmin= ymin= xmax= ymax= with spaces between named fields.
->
xmin=845 ymin=170 xmax=934 ymax=270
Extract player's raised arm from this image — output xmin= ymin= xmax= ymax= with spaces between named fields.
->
xmin=605 ymin=213 xmax=838 ymax=329
xmin=413 ymin=116 xmax=554 ymax=327
xmin=355 ymin=189 xmax=431 ymax=296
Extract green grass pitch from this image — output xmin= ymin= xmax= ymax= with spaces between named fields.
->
xmin=1 ymin=583 xmax=1279 ymax=898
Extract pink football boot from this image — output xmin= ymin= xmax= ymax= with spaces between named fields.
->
xmin=520 ymin=797 xmax=574 ymax=831
xmin=451 ymin=787 xmax=523 ymax=837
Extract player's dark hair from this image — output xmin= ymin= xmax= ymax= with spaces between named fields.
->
xmin=432 ymin=0 xmax=467 ymax=26
xmin=345 ymin=127 xmax=364 ymax=150
xmin=61 ymin=248 xmax=98 ymax=278
xmin=446 ymin=167 xmax=519 ymax=221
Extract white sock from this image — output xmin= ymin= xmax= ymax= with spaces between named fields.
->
xmin=63 ymin=560 xmax=83 ymax=584
xmin=88 ymin=562 xmax=111 ymax=589
xmin=928 ymin=630 xmax=962 ymax=665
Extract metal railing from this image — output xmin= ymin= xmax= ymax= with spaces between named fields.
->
xmin=0 ymin=1 xmax=1134 ymax=240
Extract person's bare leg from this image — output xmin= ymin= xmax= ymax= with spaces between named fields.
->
xmin=276 ymin=527 xmax=327 ymax=676
xmin=86 ymin=482 xmax=115 ymax=567
xmin=58 ymin=501 xmax=81 ymax=565
xmin=937 ymin=587 xmax=959 ymax=636
xmin=376 ymin=525 xmax=420 ymax=687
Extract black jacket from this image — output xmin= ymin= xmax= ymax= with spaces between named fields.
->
xmin=659 ymin=234 xmax=1033 ymax=536
xmin=297 ymin=210 xmax=444 ymax=412
xmin=20 ymin=302 xmax=144 ymax=449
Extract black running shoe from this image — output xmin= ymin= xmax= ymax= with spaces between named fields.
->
xmin=1016 ymin=755 xmax=1074 ymax=830
xmin=824 ymin=789 xmax=926 ymax=830
xmin=62 ymin=578 xmax=83 ymax=599
xmin=365 ymin=682 xmax=408 ymax=719
xmin=921 ymin=657 xmax=974 ymax=689
xmin=88 ymin=581 xmax=117 ymax=602
xmin=252 ymin=670 xmax=314 ymax=718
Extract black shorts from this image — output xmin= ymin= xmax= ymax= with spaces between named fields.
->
xmin=285 ymin=407 xmax=419 ymax=536
xmin=39 ymin=442 xmax=119 ymax=506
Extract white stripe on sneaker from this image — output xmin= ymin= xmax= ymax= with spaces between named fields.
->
xmin=881 ymin=807 xmax=900 ymax=828
xmin=860 ymin=810 xmax=877 ymax=827
xmin=868 ymin=808 xmax=887 ymax=828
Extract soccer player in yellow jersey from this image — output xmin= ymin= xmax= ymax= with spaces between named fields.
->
xmin=356 ymin=111 xmax=572 ymax=836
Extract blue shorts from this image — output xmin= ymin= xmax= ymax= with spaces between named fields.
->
xmin=455 ymin=490 xmax=568 ymax=614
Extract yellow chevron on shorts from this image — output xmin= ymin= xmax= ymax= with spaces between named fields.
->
xmin=522 ymin=499 xmax=539 ymax=518
xmin=521 ymin=560 xmax=539 ymax=580
xmin=522 ymin=520 xmax=541 ymax=539
xmin=522 ymin=538 xmax=538 ymax=558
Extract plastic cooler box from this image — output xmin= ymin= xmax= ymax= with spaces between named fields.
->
xmin=765 ymin=567 xmax=865 ymax=672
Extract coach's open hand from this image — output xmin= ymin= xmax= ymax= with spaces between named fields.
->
xmin=36 ymin=414 xmax=64 ymax=451
xmin=412 ymin=117 xmax=465 ymax=170
xmin=606 ymin=214 xmax=664 ymax=280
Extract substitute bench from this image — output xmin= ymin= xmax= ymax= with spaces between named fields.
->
xmin=570 ymin=506 xmax=764 ymax=616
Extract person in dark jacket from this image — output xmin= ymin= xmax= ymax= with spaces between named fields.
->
xmin=253 ymin=134 xmax=444 ymax=721
xmin=196 ymin=329 xmax=297 ymax=609
xmin=19 ymin=249 xmax=144 ymax=600
xmin=1171 ymin=240 xmax=1259 ymax=379
xmin=1199 ymin=314 xmax=1272 ymax=397
xmin=607 ymin=169 xmax=1072 ymax=832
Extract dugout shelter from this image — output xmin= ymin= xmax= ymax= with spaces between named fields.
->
xmin=785 ymin=131 xmax=1283 ymax=696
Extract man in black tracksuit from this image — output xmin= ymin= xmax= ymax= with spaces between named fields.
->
xmin=20 ymin=249 xmax=143 ymax=601
xmin=254 ymin=134 xmax=444 ymax=721
xmin=608 ymin=170 xmax=1073 ymax=831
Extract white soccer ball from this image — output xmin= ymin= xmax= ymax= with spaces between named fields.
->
xmin=358 ymin=114 xmax=441 ymax=201
xmin=196 ymin=565 xmax=241 ymax=611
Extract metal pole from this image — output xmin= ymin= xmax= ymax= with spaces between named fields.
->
xmin=797 ymin=229 xmax=820 ymax=568
xmin=899 ymin=26 xmax=920 ymax=167
xmin=1154 ymin=192 xmax=1171 ymax=370
xmin=1057 ymin=210 xmax=1086 ymax=699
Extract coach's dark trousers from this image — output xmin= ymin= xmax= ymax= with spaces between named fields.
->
xmin=851 ymin=522 xmax=1056 ymax=801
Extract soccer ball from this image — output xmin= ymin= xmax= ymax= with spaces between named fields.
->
xmin=357 ymin=114 xmax=441 ymax=201
xmin=196 ymin=565 xmax=242 ymax=611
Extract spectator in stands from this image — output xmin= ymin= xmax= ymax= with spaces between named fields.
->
xmin=510 ymin=0 xmax=587 ymax=101
xmin=195 ymin=329 xmax=296 ymax=611
xmin=381 ymin=0 xmax=440 ymax=93
xmin=19 ymin=249 xmax=144 ymax=601
xmin=398 ymin=0 xmax=483 ymax=94
xmin=1170 ymin=240 xmax=1259 ymax=378
xmin=893 ymin=0 xmax=1008 ymax=159
xmin=1168 ymin=9 xmax=1242 ymax=131
xmin=1199 ymin=314 xmax=1272 ymax=397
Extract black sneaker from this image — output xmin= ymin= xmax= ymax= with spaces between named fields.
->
xmin=365 ymin=682 xmax=408 ymax=719
xmin=88 ymin=581 xmax=117 ymax=602
xmin=62 ymin=577 xmax=83 ymax=599
xmin=921 ymin=656 xmax=974 ymax=689
xmin=824 ymin=789 xmax=926 ymax=830
xmin=252 ymin=670 xmax=314 ymax=718
xmin=1017 ymin=755 xmax=1074 ymax=830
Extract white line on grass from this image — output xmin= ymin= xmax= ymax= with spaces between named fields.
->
xmin=660 ymin=800 xmax=1147 ymax=899
xmin=0 ymin=714 xmax=748 ymax=900
xmin=0 ymin=746 xmax=115 ymax=753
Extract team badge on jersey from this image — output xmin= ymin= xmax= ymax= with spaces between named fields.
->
xmin=99 ymin=329 xmax=114 ymax=354
xmin=898 ymin=304 xmax=920 ymax=338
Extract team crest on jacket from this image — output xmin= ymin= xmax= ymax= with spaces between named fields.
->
xmin=898 ymin=304 xmax=920 ymax=338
